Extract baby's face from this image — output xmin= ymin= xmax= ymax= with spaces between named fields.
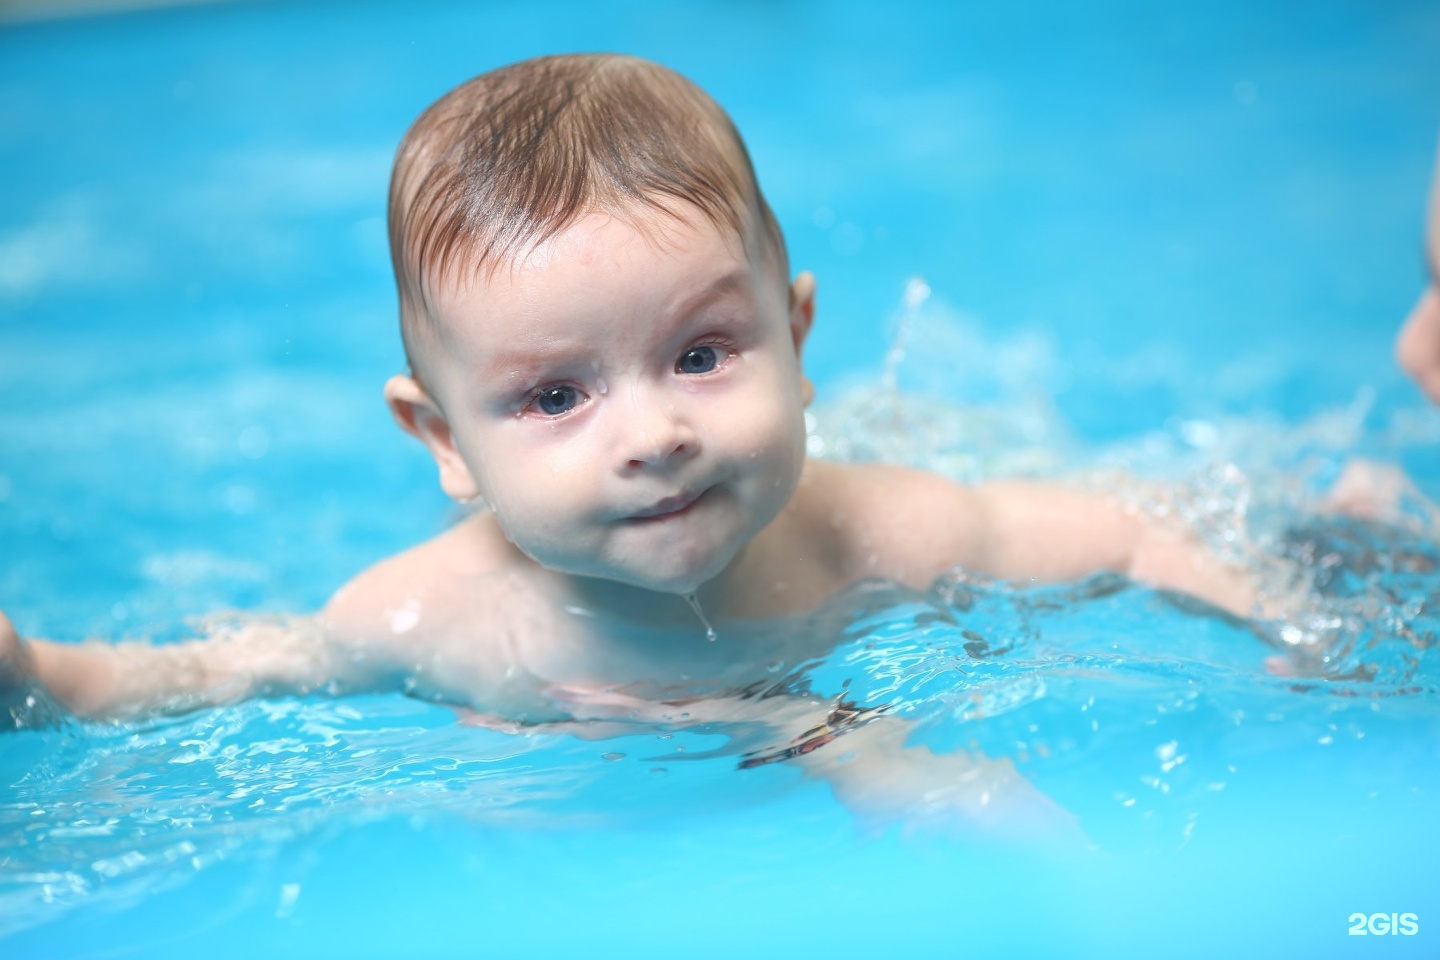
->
xmin=409 ymin=210 xmax=814 ymax=595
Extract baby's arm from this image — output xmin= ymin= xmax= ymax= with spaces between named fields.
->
xmin=968 ymin=479 xmax=1263 ymax=616
xmin=0 ymin=608 xmax=373 ymax=722
xmin=830 ymin=464 xmax=1263 ymax=618
xmin=0 ymin=519 xmax=525 ymax=724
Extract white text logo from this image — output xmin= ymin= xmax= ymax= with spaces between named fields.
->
xmin=1348 ymin=913 xmax=1419 ymax=936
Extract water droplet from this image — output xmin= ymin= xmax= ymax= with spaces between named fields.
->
xmin=387 ymin=600 xmax=421 ymax=634
xmin=684 ymin=592 xmax=718 ymax=642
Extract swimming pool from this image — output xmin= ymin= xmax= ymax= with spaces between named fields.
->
xmin=2 ymin=0 xmax=1438 ymax=957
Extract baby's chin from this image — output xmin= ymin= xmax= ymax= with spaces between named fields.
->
xmin=592 ymin=557 xmax=729 ymax=598
xmin=537 ymin=546 xmax=738 ymax=599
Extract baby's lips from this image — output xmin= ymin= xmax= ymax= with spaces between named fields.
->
xmin=627 ymin=487 xmax=706 ymax=520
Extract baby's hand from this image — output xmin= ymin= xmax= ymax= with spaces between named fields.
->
xmin=1323 ymin=459 xmax=1435 ymax=530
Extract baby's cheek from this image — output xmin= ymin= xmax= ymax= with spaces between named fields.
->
xmin=743 ymin=406 xmax=807 ymax=492
xmin=489 ymin=509 xmax=585 ymax=571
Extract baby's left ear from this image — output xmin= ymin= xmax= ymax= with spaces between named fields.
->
xmin=789 ymin=272 xmax=817 ymax=406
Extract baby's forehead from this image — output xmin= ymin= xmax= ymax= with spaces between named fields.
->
xmin=432 ymin=204 xmax=768 ymax=301
xmin=531 ymin=204 xmax=758 ymax=267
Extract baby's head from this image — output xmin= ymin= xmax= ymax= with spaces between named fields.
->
xmin=388 ymin=53 xmax=788 ymax=382
xmin=382 ymin=54 xmax=817 ymax=597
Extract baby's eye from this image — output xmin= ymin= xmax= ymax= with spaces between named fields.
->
xmin=527 ymin=384 xmax=585 ymax=417
xmin=676 ymin=344 xmax=728 ymax=375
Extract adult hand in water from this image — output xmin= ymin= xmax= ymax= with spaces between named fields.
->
xmin=1398 ymin=290 xmax=1440 ymax=404
xmin=1397 ymin=147 xmax=1440 ymax=404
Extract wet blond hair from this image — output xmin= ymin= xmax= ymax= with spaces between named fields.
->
xmin=388 ymin=53 xmax=786 ymax=373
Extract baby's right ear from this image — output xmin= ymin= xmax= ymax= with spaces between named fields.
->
xmin=383 ymin=375 xmax=481 ymax=503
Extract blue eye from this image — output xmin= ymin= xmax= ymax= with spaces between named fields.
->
xmin=531 ymin=385 xmax=583 ymax=416
xmin=677 ymin=345 xmax=722 ymax=375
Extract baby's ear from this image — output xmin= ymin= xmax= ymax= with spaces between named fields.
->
xmin=789 ymin=272 xmax=817 ymax=406
xmin=383 ymin=375 xmax=481 ymax=502
xmin=788 ymin=271 xmax=817 ymax=351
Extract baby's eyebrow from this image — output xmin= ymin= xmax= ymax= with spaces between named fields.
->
xmin=482 ymin=346 xmax=592 ymax=392
xmin=664 ymin=267 xmax=752 ymax=323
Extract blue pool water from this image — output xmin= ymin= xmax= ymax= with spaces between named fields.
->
xmin=2 ymin=1 xmax=1440 ymax=957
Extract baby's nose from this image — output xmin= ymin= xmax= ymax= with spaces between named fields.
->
xmin=618 ymin=390 xmax=696 ymax=469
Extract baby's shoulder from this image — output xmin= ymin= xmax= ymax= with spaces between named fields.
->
xmin=806 ymin=459 xmax=983 ymax=524
xmin=799 ymin=460 xmax=989 ymax=588
xmin=319 ymin=513 xmax=578 ymax=715
xmin=320 ymin=511 xmax=521 ymax=644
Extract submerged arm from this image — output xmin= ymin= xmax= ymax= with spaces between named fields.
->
xmin=523 ymin=682 xmax=1078 ymax=840
xmin=728 ymin=693 xmax=1078 ymax=840
xmin=786 ymin=708 xmax=1080 ymax=841
xmin=0 ymin=608 xmax=375 ymax=723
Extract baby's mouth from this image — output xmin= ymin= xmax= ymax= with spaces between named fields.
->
xmin=626 ymin=487 xmax=708 ymax=522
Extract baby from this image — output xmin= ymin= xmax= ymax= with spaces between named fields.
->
xmin=0 ymin=55 xmax=1270 ymax=828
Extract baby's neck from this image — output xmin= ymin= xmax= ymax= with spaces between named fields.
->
xmin=547 ymin=563 xmax=748 ymax=643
